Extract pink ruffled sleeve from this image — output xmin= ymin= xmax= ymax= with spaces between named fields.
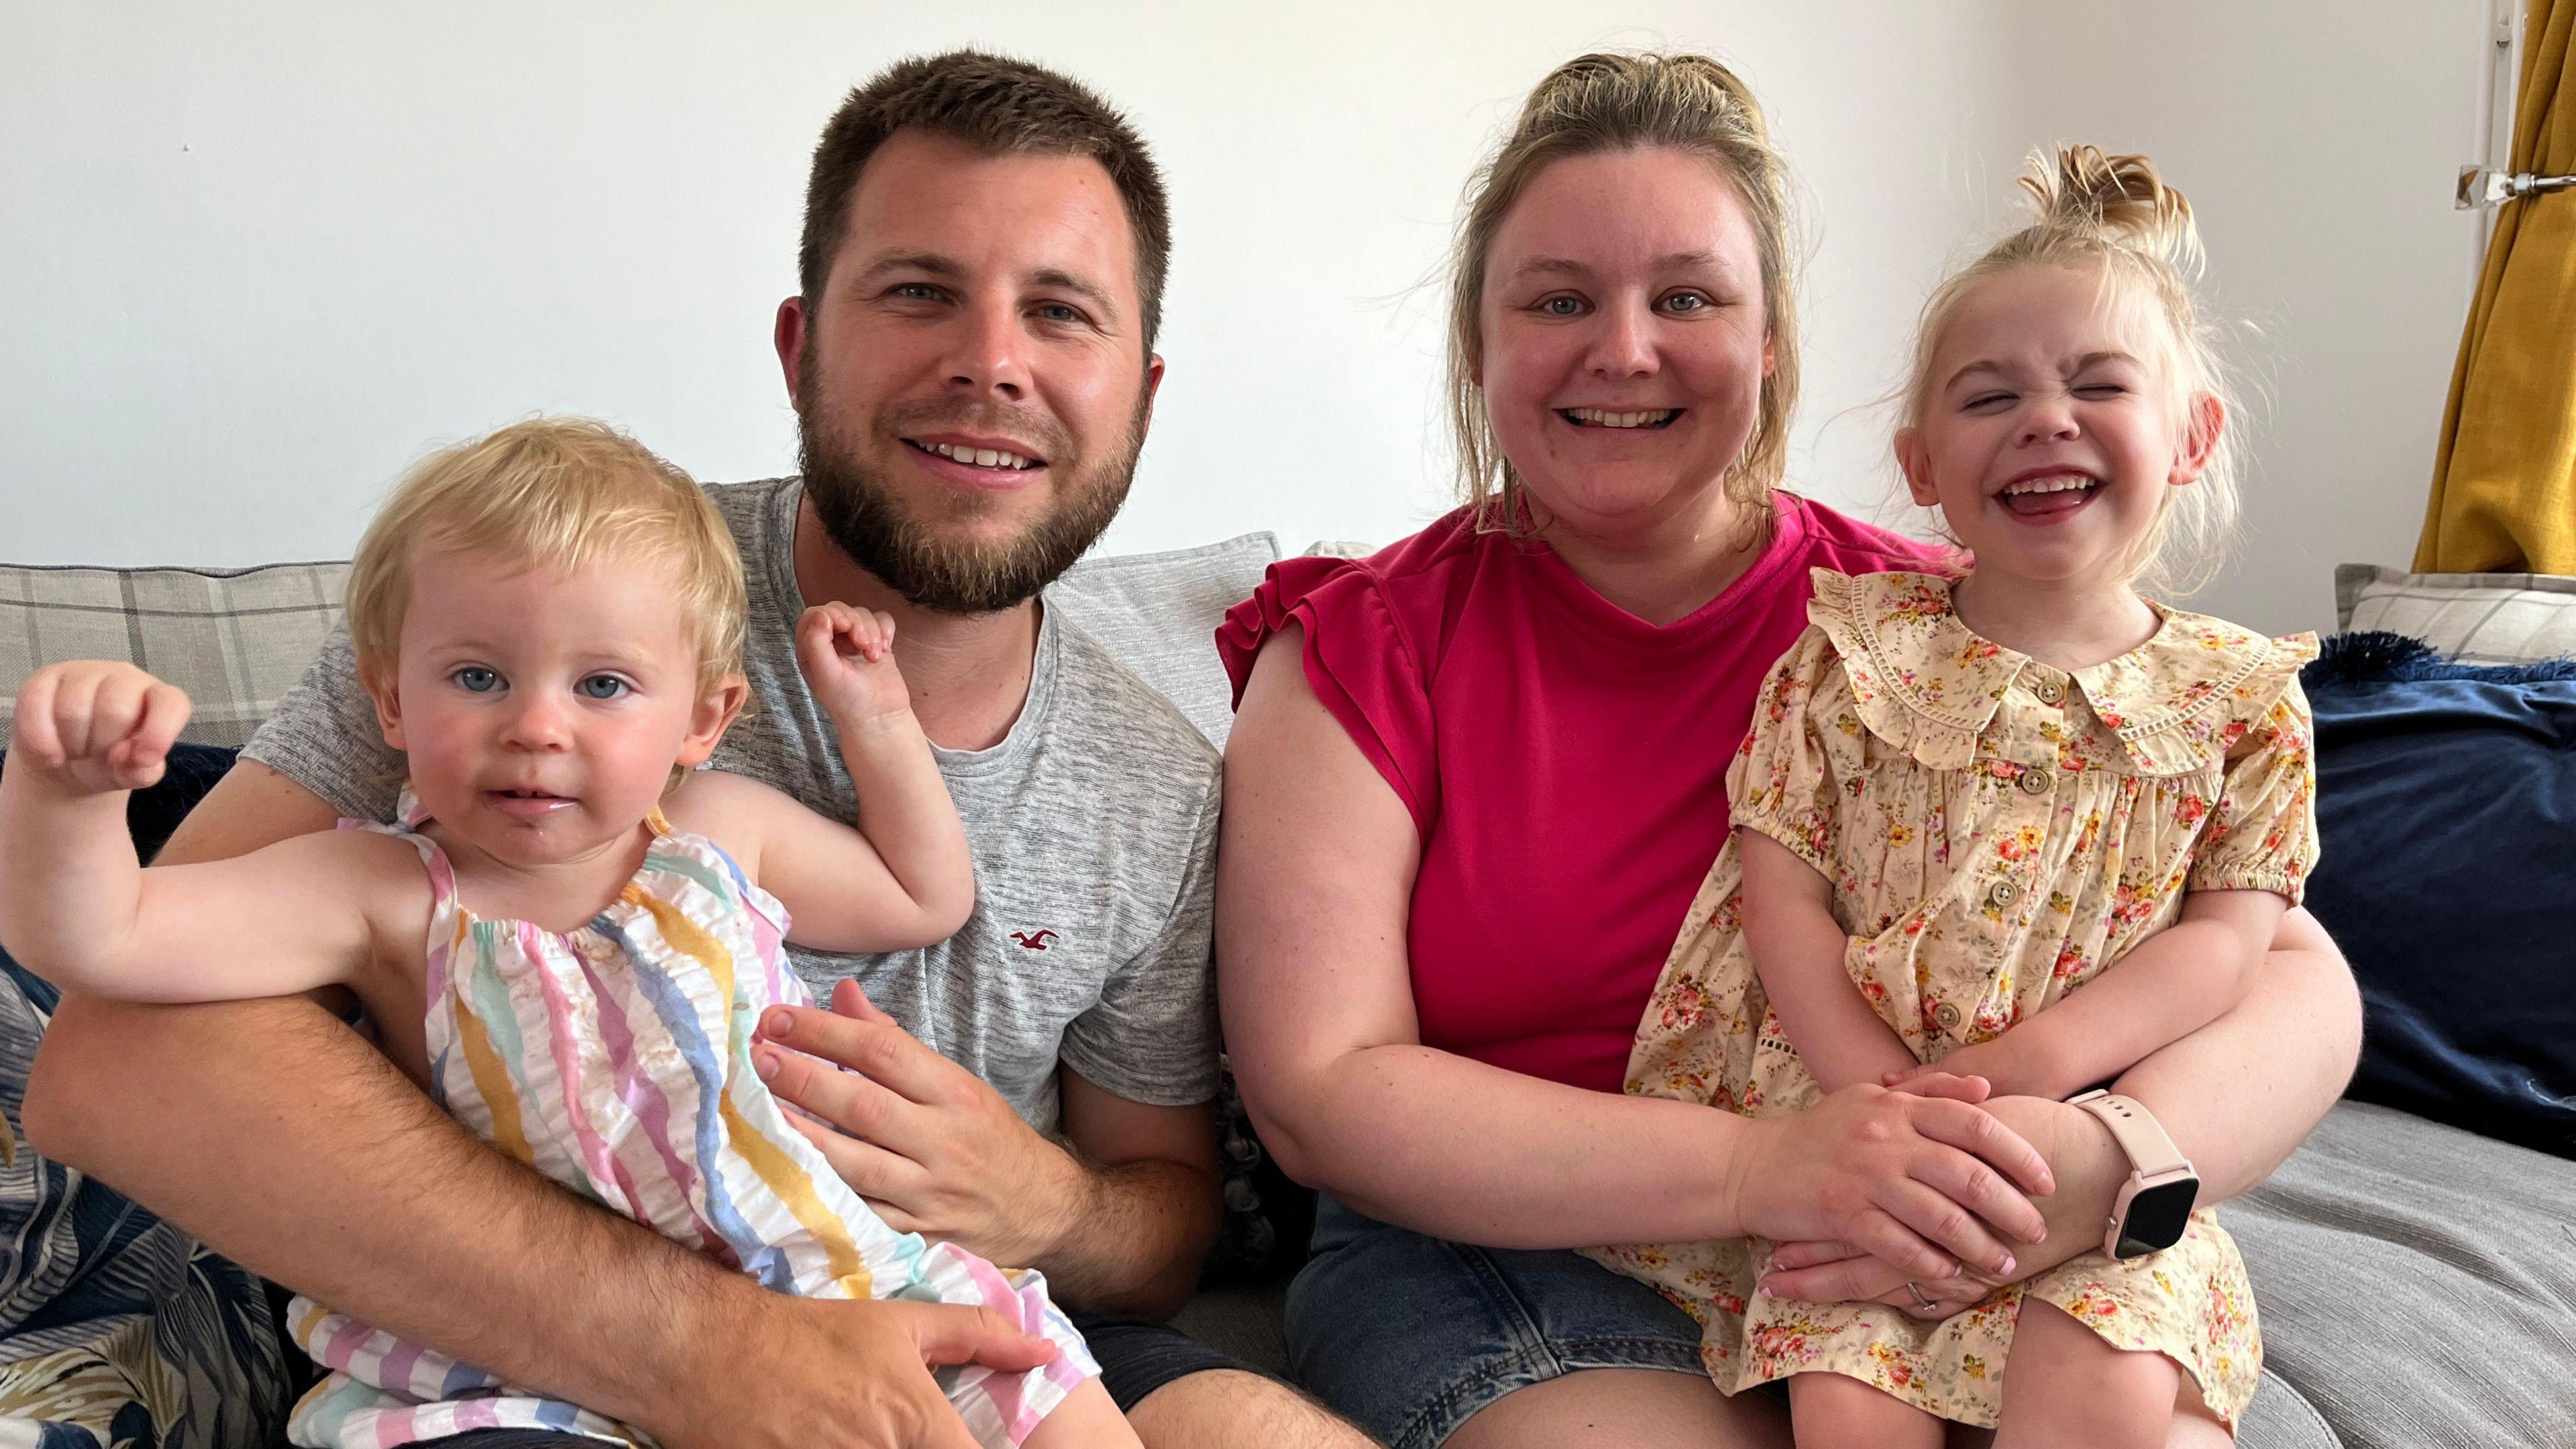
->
xmin=1218 ymin=555 xmax=1438 ymax=835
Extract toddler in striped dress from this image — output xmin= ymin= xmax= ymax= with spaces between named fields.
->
xmin=0 ymin=419 xmax=1136 ymax=1449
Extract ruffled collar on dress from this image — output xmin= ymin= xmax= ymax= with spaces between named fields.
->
xmin=1805 ymin=568 xmax=2316 ymax=775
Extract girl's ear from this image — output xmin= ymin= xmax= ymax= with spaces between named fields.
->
xmin=2169 ymin=390 xmax=2225 ymax=486
xmin=1896 ymin=427 xmax=1941 ymax=507
xmin=676 ymin=675 xmax=751 ymax=769
xmin=360 ymin=659 xmax=407 ymax=751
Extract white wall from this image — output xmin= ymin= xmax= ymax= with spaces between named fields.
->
xmin=1 ymin=1 xmax=2491 ymax=633
xmin=1995 ymin=0 xmax=2495 ymax=632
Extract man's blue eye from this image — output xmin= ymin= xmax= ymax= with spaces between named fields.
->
xmin=455 ymin=667 xmax=500 ymax=693
xmin=578 ymin=676 xmax=629 ymax=700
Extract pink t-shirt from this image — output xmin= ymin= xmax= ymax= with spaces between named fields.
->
xmin=1218 ymin=496 xmax=1943 ymax=1095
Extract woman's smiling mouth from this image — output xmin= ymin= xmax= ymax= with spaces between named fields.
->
xmin=1559 ymin=407 xmax=1682 ymax=429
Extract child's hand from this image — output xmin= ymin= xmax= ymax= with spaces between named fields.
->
xmin=794 ymin=604 xmax=912 ymax=727
xmin=7 ymin=661 xmax=192 ymax=794
xmin=1886 ymin=1040 xmax=2021 ymax=1098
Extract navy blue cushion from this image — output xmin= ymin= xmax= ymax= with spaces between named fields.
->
xmin=2301 ymin=634 xmax=2576 ymax=1158
xmin=0 ymin=742 xmax=237 ymax=863
xmin=0 ymin=740 xmax=284 ymax=1445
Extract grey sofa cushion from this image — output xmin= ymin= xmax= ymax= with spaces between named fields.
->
xmin=2335 ymin=563 xmax=2576 ymax=664
xmin=2228 ymin=1100 xmax=2576 ymax=1448
xmin=0 ymin=560 xmax=350 ymax=749
xmin=1047 ymin=533 xmax=1279 ymax=750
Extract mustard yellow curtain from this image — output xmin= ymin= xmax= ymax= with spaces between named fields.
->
xmin=2418 ymin=0 xmax=2576 ymax=575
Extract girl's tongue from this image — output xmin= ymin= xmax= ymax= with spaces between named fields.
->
xmin=2000 ymin=478 xmax=2097 ymax=520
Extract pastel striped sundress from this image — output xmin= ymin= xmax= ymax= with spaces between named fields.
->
xmin=285 ymin=790 xmax=1099 ymax=1449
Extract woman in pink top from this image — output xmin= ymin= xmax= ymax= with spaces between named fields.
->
xmin=1214 ymin=54 xmax=2360 ymax=1449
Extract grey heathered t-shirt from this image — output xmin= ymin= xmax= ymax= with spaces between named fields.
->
xmin=244 ymin=477 xmax=1222 ymax=1134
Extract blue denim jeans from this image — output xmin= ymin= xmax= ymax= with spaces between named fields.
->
xmin=1285 ymin=1195 xmax=1711 ymax=1449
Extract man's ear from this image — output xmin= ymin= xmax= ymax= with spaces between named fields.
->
xmin=774 ymin=297 xmax=809 ymax=408
xmin=1896 ymin=428 xmax=1941 ymax=508
xmin=2170 ymin=390 xmax=2224 ymax=487
xmin=360 ymin=659 xmax=407 ymax=752
xmin=677 ymin=676 xmax=751 ymax=769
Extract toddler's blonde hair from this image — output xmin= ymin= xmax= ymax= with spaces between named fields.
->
xmin=1902 ymin=146 xmax=2241 ymax=595
xmin=345 ymin=417 xmax=747 ymax=699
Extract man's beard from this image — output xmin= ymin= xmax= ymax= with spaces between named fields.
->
xmin=796 ymin=360 xmax=1146 ymax=616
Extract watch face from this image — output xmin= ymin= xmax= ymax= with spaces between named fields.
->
xmin=2115 ymin=1178 xmax=2200 ymax=1257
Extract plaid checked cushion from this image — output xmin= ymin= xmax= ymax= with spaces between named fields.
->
xmin=0 ymin=561 xmax=348 ymax=749
xmin=2337 ymin=564 xmax=2576 ymax=665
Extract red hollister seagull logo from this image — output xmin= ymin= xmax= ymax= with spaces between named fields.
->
xmin=1010 ymin=930 xmax=1059 ymax=951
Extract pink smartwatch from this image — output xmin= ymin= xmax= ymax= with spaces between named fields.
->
xmin=2066 ymin=1089 xmax=2200 ymax=1259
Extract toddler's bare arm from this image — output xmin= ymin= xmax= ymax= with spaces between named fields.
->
xmin=1902 ymin=890 xmax=2288 ymax=1100
xmin=674 ymin=603 xmax=973 ymax=952
xmin=1 ymin=663 xmax=385 ymax=1002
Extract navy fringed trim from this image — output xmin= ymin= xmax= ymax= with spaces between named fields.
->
xmin=2304 ymin=631 xmax=2576 ymax=688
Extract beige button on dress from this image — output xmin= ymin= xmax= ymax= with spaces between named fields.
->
xmin=1590 ymin=568 xmax=2320 ymax=1429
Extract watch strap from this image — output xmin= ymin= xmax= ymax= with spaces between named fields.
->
xmin=2065 ymin=1089 xmax=2193 ymax=1179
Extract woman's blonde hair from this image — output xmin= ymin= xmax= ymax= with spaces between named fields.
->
xmin=345 ymin=417 xmax=747 ymax=699
xmin=1902 ymin=145 xmax=2241 ymax=595
xmin=1446 ymin=52 xmax=1801 ymax=536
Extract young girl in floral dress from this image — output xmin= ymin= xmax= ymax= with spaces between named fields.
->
xmin=1592 ymin=148 xmax=2318 ymax=1446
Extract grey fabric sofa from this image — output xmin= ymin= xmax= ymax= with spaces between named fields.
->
xmin=5 ymin=533 xmax=2573 ymax=1448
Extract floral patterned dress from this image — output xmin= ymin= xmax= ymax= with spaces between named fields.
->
xmin=1589 ymin=568 xmax=2319 ymax=1429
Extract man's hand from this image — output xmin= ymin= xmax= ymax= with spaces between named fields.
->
xmin=665 ymin=1291 xmax=1055 ymax=1449
xmin=753 ymin=979 xmax=1085 ymax=1270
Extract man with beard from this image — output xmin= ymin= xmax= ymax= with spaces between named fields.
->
xmin=23 ymin=51 xmax=1368 ymax=1449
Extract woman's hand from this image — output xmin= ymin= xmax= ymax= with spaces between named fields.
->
xmin=1727 ymin=1075 xmax=2055 ymax=1284
xmin=1758 ymin=1092 xmax=2125 ymax=1306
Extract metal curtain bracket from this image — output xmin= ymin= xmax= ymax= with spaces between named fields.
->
xmin=2457 ymin=165 xmax=2576 ymax=209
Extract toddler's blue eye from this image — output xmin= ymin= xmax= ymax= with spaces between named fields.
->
xmin=454 ymin=667 xmax=500 ymax=693
xmin=578 ymin=675 xmax=629 ymax=700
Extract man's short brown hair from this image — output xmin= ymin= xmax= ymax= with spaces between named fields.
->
xmin=800 ymin=50 xmax=1172 ymax=349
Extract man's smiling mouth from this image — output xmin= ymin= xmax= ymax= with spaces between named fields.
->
xmin=904 ymin=439 xmax=1044 ymax=471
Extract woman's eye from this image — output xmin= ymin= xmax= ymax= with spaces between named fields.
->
xmin=577 ymin=675 xmax=630 ymax=700
xmin=453 ymin=667 xmax=500 ymax=693
xmin=1540 ymin=295 xmax=1587 ymax=317
xmin=1661 ymin=291 xmax=1711 ymax=313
